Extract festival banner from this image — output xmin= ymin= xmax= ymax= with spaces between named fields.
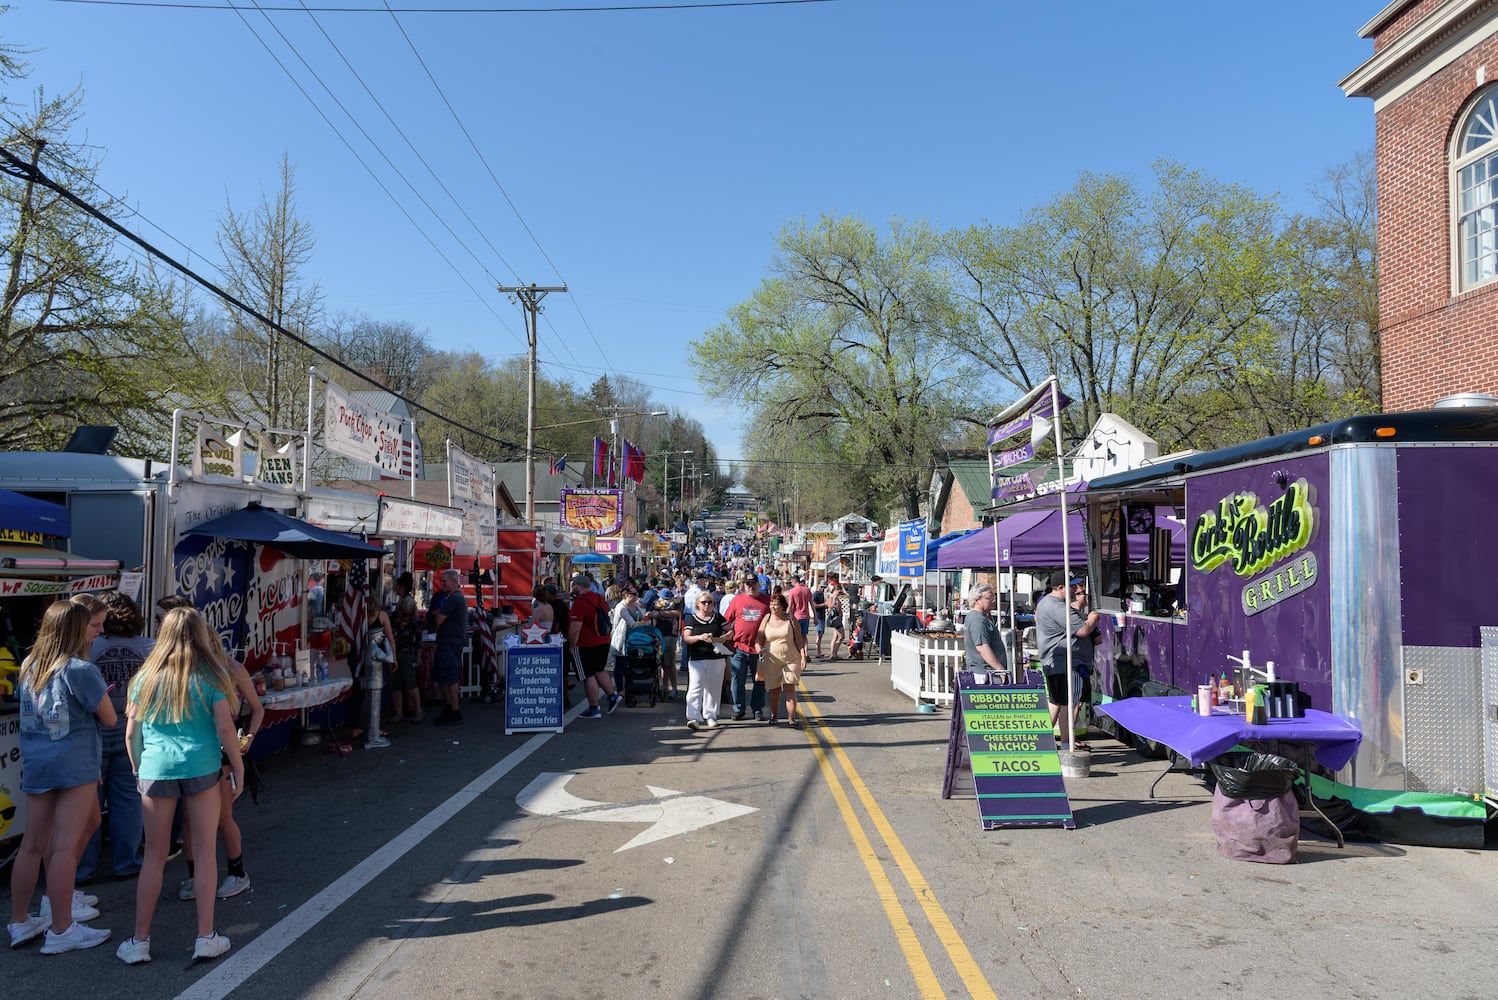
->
xmin=256 ymin=433 xmax=299 ymax=486
xmin=878 ymin=528 xmax=900 ymax=578
xmin=171 ymin=534 xmax=252 ymax=659
xmin=241 ymin=545 xmax=301 ymax=670
xmin=897 ymin=519 xmax=927 ymax=579
xmin=447 ymin=444 xmax=497 ymax=557
xmin=324 ymin=379 xmax=404 ymax=475
xmin=0 ymin=574 xmax=120 ymax=598
xmin=560 ymin=489 xmax=623 ymax=534
xmin=193 ymin=422 xmax=243 ymax=479
xmin=377 ymin=496 xmax=465 ymax=541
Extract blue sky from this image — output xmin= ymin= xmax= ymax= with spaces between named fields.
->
xmin=6 ymin=1 xmax=1379 ymax=460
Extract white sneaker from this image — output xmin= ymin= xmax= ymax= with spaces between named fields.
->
xmin=704 ymin=718 xmax=721 ymax=729
xmin=39 ymin=921 xmax=110 ymax=954
xmin=216 ymin=874 xmax=251 ymax=899
xmin=685 ymin=719 xmax=703 ymax=731
xmin=74 ymin=890 xmax=99 ymax=908
xmin=193 ymin=932 xmax=230 ymax=960
xmin=116 ymin=936 xmax=151 ymax=965
xmin=39 ymin=894 xmax=99 ymax=923
xmin=8 ymin=915 xmax=47 ymax=948
xmin=178 ymin=878 xmax=195 ymax=901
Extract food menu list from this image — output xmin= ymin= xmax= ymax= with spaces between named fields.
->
xmin=504 ymin=646 xmax=565 ymax=734
xmin=943 ymin=676 xmax=1075 ymax=830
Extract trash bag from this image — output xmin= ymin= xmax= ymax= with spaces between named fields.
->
xmin=1212 ymin=787 xmax=1299 ymax=863
xmin=1210 ymin=752 xmax=1299 ymax=799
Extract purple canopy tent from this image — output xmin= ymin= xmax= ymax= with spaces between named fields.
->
xmin=935 ymin=508 xmax=1185 ymax=571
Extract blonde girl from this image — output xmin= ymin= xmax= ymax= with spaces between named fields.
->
xmin=7 ymin=600 xmax=116 ymax=954
xmin=117 ymin=608 xmax=244 ymax=965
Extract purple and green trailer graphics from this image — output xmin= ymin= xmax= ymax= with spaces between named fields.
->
xmin=1083 ymin=407 xmax=1498 ymax=845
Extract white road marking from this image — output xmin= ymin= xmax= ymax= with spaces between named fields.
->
xmin=516 ymin=771 xmax=758 ymax=852
xmin=175 ymin=721 xmax=570 ymax=1000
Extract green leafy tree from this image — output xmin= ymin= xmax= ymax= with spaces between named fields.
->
xmin=692 ymin=214 xmax=972 ymax=519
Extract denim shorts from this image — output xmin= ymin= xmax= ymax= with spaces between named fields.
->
xmin=138 ymin=772 xmax=220 ymax=798
xmin=434 ymin=641 xmax=464 ymax=685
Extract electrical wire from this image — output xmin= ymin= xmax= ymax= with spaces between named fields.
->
xmin=229 ymin=1 xmax=526 ymax=348
xmin=55 ymin=0 xmax=839 ymax=13
xmin=0 ymin=143 xmax=541 ymax=457
xmin=380 ymin=1 xmax=602 ymax=372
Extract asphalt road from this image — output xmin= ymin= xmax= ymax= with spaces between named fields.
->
xmin=5 ymin=655 xmax=1494 ymax=1000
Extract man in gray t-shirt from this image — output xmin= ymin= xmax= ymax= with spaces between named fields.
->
xmin=1034 ymin=572 xmax=1099 ymax=749
xmin=962 ymin=583 xmax=1009 ymax=678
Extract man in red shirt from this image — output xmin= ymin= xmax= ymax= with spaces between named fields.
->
xmin=723 ymin=574 xmax=770 ymax=721
xmin=784 ymin=574 xmax=813 ymax=644
xmin=567 ymin=573 xmax=623 ymax=718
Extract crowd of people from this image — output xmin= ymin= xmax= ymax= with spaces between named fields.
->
xmin=525 ymin=558 xmax=863 ymax=732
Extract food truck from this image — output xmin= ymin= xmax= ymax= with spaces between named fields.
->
xmin=1082 ymin=402 xmax=1498 ymax=845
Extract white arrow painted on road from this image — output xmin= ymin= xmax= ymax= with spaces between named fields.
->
xmin=516 ymin=771 xmax=758 ymax=853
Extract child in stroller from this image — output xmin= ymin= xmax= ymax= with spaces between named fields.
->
xmin=620 ymin=623 xmax=664 ymax=707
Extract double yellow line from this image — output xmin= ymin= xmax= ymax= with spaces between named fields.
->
xmin=797 ymin=686 xmax=998 ymax=1000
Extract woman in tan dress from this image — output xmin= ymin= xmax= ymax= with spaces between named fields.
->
xmin=756 ymin=593 xmax=807 ymax=727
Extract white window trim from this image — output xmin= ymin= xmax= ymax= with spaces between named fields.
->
xmin=1452 ymin=86 xmax=1498 ymax=295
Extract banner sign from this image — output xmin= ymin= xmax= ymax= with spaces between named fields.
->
xmin=560 ymin=489 xmax=623 ymax=534
xmin=193 ymin=423 xmax=244 ymax=479
xmin=504 ymin=645 xmax=565 ymax=734
xmin=241 ymin=545 xmax=301 ymax=670
xmin=447 ymin=444 xmax=497 ymax=557
xmin=377 ymin=496 xmax=465 ymax=541
xmin=897 ymin=519 xmax=927 ymax=579
xmin=0 ymin=717 xmax=27 ymax=844
xmin=324 ymin=380 xmax=404 ymax=475
xmin=0 ymin=530 xmax=45 ymax=546
xmin=172 ymin=534 xmax=252 ymax=659
xmin=991 ymin=441 xmax=1034 ymax=471
xmin=942 ymin=673 xmax=1074 ymax=830
xmin=256 ymin=433 xmax=298 ymax=486
xmin=0 ymin=574 xmax=119 ymax=597
xmin=878 ymin=529 xmax=899 ymax=577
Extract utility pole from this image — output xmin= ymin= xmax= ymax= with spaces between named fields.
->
xmin=497 ymin=283 xmax=566 ymax=525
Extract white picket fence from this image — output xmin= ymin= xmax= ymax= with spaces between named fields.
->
xmin=890 ymin=631 xmax=965 ymax=706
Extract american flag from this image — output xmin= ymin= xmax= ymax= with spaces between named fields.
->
xmin=548 ymin=454 xmax=566 ymax=476
xmin=338 ymin=558 xmax=367 ymax=669
xmin=476 ymin=607 xmax=498 ymax=687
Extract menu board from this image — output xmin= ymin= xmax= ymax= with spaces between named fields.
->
xmin=942 ymin=675 xmax=1074 ymax=830
xmin=504 ymin=646 xmax=565 ymax=734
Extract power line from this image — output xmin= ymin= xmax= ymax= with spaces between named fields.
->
xmin=229 ymin=1 xmax=527 ymax=347
xmin=0 ymin=142 xmax=540 ymax=456
xmin=381 ymin=1 xmax=604 ymax=371
xmin=55 ymin=0 xmax=839 ymax=12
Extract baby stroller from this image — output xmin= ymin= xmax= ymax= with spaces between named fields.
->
xmin=621 ymin=623 xmax=664 ymax=707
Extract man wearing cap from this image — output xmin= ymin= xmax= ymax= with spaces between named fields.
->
xmin=1034 ymin=572 xmax=1099 ymax=750
xmin=723 ymin=574 xmax=769 ymax=720
xmin=568 ymin=573 xmax=623 ymax=718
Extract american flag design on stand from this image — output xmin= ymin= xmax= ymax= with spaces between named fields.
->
xmin=338 ymin=558 xmax=367 ymax=671
xmin=476 ymin=605 xmax=499 ymax=689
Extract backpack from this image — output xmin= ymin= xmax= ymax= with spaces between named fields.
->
xmin=577 ymin=591 xmax=609 ymax=638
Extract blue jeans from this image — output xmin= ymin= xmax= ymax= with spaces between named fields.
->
xmin=729 ymin=649 xmax=766 ymax=716
xmin=79 ymin=743 xmax=144 ymax=878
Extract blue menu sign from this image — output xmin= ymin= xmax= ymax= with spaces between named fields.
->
xmin=942 ymin=671 xmax=1074 ymax=830
xmin=504 ymin=645 xmax=565 ymax=734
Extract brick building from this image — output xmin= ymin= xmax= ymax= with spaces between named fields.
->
xmin=1341 ymin=0 xmax=1498 ymax=409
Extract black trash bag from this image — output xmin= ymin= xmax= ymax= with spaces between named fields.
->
xmin=1210 ymin=752 xmax=1299 ymax=799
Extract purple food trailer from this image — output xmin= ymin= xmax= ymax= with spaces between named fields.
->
xmin=1082 ymin=401 xmax=1498 ymax=843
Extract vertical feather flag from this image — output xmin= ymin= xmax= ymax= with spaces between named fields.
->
xmin=593 ymin=437 xmax=608 ymax=477
xmin=607 ymin=455 xmax=618 ymax=487
xmin=631 ymin=445 xmax=646 ymax=483
xmin=338 ymin=558 xmax=367 ymax=673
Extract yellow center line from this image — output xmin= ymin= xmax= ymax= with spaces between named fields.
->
xmin=800 ymin=682 xmax=1000 ymax=1000
xmin=802 ymin=711 xmax=946 ymax=999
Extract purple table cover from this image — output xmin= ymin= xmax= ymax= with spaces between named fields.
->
xmin=1095 ymin=696 xmax=1362 ymax=770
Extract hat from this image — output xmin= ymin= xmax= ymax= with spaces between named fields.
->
xmin=1070 ymin=577 xmax=1086 ymax=586
xmin=1047 ymin=571 xmax=1069 ymax=590
xmin=659 ymin=589 xmax=674 ymax=600
xmin=569 ymin=573 xmax=591 ymax=590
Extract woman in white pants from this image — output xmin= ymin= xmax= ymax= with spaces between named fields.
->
xmin=680 ymin=594 xmax=729 ymax=731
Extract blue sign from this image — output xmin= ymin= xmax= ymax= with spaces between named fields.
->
xmin=504 ymin=645 xmax=565 ymax=734
xmin=897 ymin=519 xmax=927 ymax=579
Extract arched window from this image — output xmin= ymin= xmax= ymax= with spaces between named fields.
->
xmin=1455 ymin=88 xmax=1498 ymax=290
